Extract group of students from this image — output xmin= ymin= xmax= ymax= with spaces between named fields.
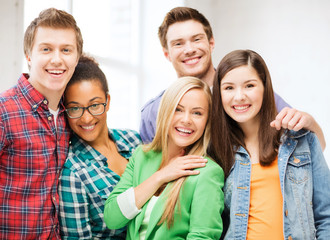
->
xmin=0 ymin=6 xmax=329 ymax=240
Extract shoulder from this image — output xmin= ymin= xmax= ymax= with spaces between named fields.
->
xmin=111 ymin=128 xmax=142 ymax=150
xmin=282 ymin=129 xmax=315 ymax=145
xmin=0 ymin=86 xmax=20 ymax=112
xmin=187 ymin=156 xmax=224 ymax=184
xmin=281 ymin=129 xmax=322 ymax=156
xmin=201 ymin=157 xmax=224 ymax=177
xmin=141 ymin=90 xmax=165 ymax=113
xmin=62 ymin=146 xmax=86 ymax=174
xmin=130 ymin=145 xmax=159 ymax=159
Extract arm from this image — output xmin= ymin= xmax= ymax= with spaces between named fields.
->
xmin=104 ymin=148 xmax=138 ymax=230
xmin=187 ymin=160 xmax=225 ymax=239
xmin=134 ymin=155 xmax=207 ymax=209
xmin=139 ymin=91 xmax=163 ymax=144
xmin=0 ymin=117 xmax=7 ymax=152
xmin=104 ymin=148 xmax=207 ymax=229
xmin=59 ymin=168 xmax=92 ymax=239
xmin=309 ymin=133 xmax=330 ymax=239
xmin=270 ymin=107 xmax=326 ymax=150
xmin=274 ymin=92 xmax=291 ymax=112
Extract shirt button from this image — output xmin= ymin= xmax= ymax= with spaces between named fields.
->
xmin=53 ymin=196 xmax=56 ymax=201
xmin=48 ymin=116 xmax=52 ymax=121
xmin=285 ymin=209 xmax=288 ymax=216
xmin=33 ymin=104 xmax=37 ymax=108
xmin=43 ymin=100 xmax=48 ymax=104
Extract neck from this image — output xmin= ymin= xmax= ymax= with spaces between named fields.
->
xmin=200 ymin=65 xmax=216 ymax=87
xmin=239 ymin=119 xmax=260 ymax=163
xmin=167 ymin=142 xmax=184 ymax=163
xmin=89 ymin=129 xmax=111 ymax=153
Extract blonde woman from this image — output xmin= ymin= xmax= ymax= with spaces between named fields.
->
xmin=104 ymin=77 xmax=224 ymax=239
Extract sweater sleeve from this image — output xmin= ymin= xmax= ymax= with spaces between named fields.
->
xmin=104 ymin=146 xmax=141 ymax=229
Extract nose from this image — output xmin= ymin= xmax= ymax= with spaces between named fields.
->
xmin=183 ymin=41 xmax=196 ymax=55
xmin=80 ymin=109 xmax=94 ymax=123
xmin=181 ymin=112 xmax=192 ymax=125
xmin=234 ymin=88 xmax=246 ymax=102
xmin=50 ymin=50 xmax=62 ymax=66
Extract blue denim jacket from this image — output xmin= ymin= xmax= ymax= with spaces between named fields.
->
xmin=223 ymin=129 xmax=330 ymax=240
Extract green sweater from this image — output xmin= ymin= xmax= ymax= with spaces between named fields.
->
xmin=104 ymin=146 xmax=224 ymax=239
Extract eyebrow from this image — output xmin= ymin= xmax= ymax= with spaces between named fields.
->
xmin=65 ymin=97 xmax=103 ymax=105
xmin=221 ymin=79 xmax=258 ymax=86
xmin=169 ymin=33 xmax=206 ymax=45
xmin=37 ymin=42 xmax=76 ymax=48
xmin=177 ymin=103 xmax=205 ymax=110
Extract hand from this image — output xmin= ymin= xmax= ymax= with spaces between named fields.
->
xmin=270 ymin=107 xmax=326 ymax=150
xmin=156 ymin=155 xmax=208 ymax=185
xmin=270 ymin=107 xmax=312 ymax=131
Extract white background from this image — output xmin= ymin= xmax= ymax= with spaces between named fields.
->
xmin=1 ymin=0 xmax=329 ymax=165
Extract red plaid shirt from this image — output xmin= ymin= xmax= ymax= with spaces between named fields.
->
xmin=0 ymin=74 xmax=70 ymax=239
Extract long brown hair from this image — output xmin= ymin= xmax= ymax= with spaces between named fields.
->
xmin=143 ymin=76 xmax=212 ymax=227
xmin=209 ymin=49 xmax=282 ymax=177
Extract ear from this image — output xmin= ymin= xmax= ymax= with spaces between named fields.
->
xmin=209 ymin=37 xmax=215 ymax=51
xmin=105 ymin=94 xmax=111 ymax=111
xmin=163 ymin=47 xmax=172 ymax=62
xmin=26 ymin=55 xmax=32 ymax=67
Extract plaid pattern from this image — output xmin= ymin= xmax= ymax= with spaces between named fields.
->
xmin=0 ymin=74 xmax=70 ymax=239
xmin=59 ymin=129 xmax=141 ymax=239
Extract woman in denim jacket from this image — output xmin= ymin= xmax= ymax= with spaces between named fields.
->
xmin=209 ymin=49 xmax=330 ymax=239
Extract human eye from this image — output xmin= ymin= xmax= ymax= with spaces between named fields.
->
xmin=175 ymin=107 xmax=182 ymax=112
xmin=174 ymin=42 xmax=182 ymax=46
xmin=67 ymin=106 xmax=81 ymax=113
xmin=224 ymin=86 xmax=233 ymax=90
xmin=41 ymin=47 xmax=50 ymax=52
xmin=193 ymin=111 xmax=202 ymax=116
xmin=89 ymin=103 xmax=102 ymax=111
xmin=246 ymin=83 xmax=255 ymax=88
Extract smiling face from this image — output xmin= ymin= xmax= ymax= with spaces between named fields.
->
xmin=163 ymin=20 xmax=215 ymax=84
xmin=27 ymin=27 xmax=79 ymax=100
xmin=168 ymin=88 xmax=209 ymax=153
xmin=220 ymin=65 xmax=264 ymax=128
xmin=65 ymin=80 xmax=109 ymax=147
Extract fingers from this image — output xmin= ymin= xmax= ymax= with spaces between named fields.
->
xmin=158 ymin=155 xmax=208 ymax=183
xmin=270 ymin=107 xmax=308 ymax=131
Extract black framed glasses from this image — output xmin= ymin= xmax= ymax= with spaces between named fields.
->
xmin=65 ymin=101 xmax=107 ymax=119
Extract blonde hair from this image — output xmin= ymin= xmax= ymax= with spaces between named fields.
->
xmin=143 ymin=76 xmax=212 ymax=227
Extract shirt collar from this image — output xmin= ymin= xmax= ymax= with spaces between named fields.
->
xmin=17 ymin=73 xmax=66 ymax=113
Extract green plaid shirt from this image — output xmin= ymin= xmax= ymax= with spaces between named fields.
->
xmin=59 ymin=129 xmax=141 ymax=239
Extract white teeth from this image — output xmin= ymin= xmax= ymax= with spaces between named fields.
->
xmin=177 ymin=127 xmax=192 ymax=134
xmin=234 ymin=105 xmax=249 ymax=110
xmin=82 ymin=125 xmax=95 ymax=130
xmin=184 ymin=58 xmax=199 ymax=64
xmin=48 ymin=70 xmax=64 ymax=74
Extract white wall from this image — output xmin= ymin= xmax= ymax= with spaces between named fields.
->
xmin=185 ymin=0 xmax=330 ymax=165
xmin=0 ymin=0 xmax=328 ymax=164
xmin=0 ymin=0 xmax=24 ymax=89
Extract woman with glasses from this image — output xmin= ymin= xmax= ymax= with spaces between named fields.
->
xmin=58 ymin=55 xmax=141 ymax=239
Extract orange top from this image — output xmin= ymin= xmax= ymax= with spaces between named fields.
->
xmin=246 ymin=157 xmax=284 ymax=240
